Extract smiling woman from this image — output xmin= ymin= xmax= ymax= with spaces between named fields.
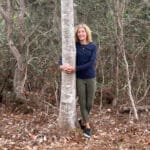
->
xmin=76 ymin=27 xmax=87 ymax=43
xmin=59 ymin=23 xmax=97 ymax=138
xmin=75 ymin=24 xmax=92 ymax=44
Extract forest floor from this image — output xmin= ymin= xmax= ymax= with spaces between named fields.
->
xmin=0 ymin=102 xmax=150 ymax=150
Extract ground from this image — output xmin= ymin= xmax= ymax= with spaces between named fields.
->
xmin=0 ymin=103 xmax=150 ymax=150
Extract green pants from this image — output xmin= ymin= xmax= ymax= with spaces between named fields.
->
xmin=77 ymin=78 xmax=96 ymax=123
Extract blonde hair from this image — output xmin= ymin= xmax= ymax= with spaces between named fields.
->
xmin=75 ymin=24 xmax=92 ymax=43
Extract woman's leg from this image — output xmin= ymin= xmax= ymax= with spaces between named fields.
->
xmin=77 ymin=79 xmax=88 ymax=124
xmin=85 ymin=78 xmax=96 ymax=128
xmin=86 ymin=78 xmax=96 ymax=114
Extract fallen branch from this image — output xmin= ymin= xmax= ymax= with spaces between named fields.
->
xmin=120 ymin=105 xmax=150 ymax=113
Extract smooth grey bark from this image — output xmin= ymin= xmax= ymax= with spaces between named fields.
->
xmin=58 ymin=0 xmax=77 ymax=129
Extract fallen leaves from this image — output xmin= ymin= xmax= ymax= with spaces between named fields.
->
xmin=0 ymin=104 xmax=150 ymax=149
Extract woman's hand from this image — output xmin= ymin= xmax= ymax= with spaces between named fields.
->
xmin=60 ymin=64 xmax=75 ymax=74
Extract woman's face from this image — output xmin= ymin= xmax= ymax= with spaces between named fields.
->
xmin=77 ymin=27 xmax=87 ymax=42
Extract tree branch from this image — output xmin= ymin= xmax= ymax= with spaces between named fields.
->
xmin=0 ymin=4 xmax=9 ymax=22
xmin=18 ymin=0 xmax=25 ymax=50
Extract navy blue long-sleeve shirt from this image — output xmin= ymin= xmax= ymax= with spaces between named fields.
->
xmin=59 ymin=42 xmax=97 ymax=79
xmin=76 ymin=42 xmax=97 ymax=79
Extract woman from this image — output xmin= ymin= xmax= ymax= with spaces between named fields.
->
xmin=59 ymin=24 xmax=97 ymax=138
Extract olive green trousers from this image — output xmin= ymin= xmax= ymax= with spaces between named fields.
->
xmin=77 ymin=78 xmax=96 ymax=123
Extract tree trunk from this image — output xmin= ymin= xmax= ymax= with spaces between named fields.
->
xmin=0 ymin=0 xmax=27 ymax=98
xmin=115 ymin=0 xmax=138 ymax=120
xmin=58 ymin=0 xmax=77 ymax=129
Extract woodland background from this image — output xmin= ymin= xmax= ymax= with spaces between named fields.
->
xmin=0 ymin=0 xmax=150 ymax=149
xmin=0 ymin=0 xmax=149 ymax=108
xmin=0 ymin=0 xmax=149 ymax=107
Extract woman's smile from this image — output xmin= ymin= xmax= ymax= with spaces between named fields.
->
xmin=77 ymin=27 xmax=87 ymax=43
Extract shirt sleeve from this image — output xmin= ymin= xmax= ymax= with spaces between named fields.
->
xmin=76 ymin=44 xmax=97 ymax=71
xmin=58 ymin=56 xmax=62 ymax=66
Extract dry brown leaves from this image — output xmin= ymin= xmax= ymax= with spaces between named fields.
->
xmin=0 ymin=104 xmax=150 ymax=150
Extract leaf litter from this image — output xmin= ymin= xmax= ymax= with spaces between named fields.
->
xmin=0 ymin=103 xmax=150 ymax=150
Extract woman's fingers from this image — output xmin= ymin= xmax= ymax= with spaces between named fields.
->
xmin=60 ymin=64 xmax=75 ymax=73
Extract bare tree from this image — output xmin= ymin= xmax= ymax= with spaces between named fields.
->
xmin=58 ymin=0 xmax=77 ymax=129
xmin=0 ymin=0 xmax=27 ymax=98
xmin=115 ymin=0 xmax=138 ymax=120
